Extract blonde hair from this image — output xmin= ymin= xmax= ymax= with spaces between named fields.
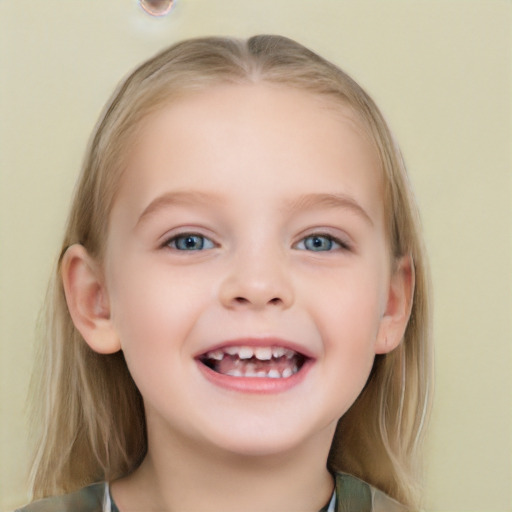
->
xmin=29 ymin=35 xmax=433 ymax=509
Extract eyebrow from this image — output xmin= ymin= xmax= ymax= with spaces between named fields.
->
xmin=136 ymin=190 xmax=373 ymax=227
xmin=136 ymin=191 xmax=223 ymax=226
xmin=283 ymin=193 xmax=374 ymax=226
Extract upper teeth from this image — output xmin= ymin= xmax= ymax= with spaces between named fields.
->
xmin=254 ymin=347 xmax=272 ymax=360
xmin=205 ymin=346 xmax=296 ymax=361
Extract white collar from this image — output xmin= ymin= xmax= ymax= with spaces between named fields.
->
xmin=326 ymin=487 xmax=336 ymax=512
xmin=103 ymin=483 xmax=112 ymax=512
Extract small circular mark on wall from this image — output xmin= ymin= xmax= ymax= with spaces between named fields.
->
xmin=139 ymin=0 xmax=175 ymax=16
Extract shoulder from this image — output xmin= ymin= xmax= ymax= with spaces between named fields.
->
xmin=333 ymin=472 xmax=410 ymax=512
xmin=14 ymin=483 xmax=106 ymax=512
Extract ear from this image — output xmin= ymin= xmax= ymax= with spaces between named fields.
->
xmin=375 ymin=254 xmax=415 ymax=354
xmin=61 ymin=244 xmax=121 ymax=354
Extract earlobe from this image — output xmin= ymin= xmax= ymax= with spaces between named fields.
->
xmin=61 ymin=244 xmax=121 ymax=354
xmin=375 ymin=254 xmax=415 ymax=354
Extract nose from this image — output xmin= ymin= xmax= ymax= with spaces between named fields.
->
xmin=218 ymin=250 xmax=294 ymax=311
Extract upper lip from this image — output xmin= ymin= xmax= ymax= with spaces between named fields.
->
xmin=194 ymin=338 xmax=316 ymax=360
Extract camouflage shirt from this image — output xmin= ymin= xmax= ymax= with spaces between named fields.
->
xmin=16 ymin=472 xmax=408 ymax=512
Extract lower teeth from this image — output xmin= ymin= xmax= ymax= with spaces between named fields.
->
xmin=225 ymin=367 xmax=295 ymax=378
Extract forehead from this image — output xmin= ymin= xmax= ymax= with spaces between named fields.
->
xmin=113 ymin=83 xmax=383 ymax=225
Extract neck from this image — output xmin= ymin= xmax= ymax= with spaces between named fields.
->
xmin=112 ymin=421 xmax=336 ymax=512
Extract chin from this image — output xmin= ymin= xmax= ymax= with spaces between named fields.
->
xmin=197 ymin=416 xmax=336 ymax=462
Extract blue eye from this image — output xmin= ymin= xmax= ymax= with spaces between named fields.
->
xmin=167 ymin=234 xmax=215 ymax=251
xmin=296 ymin=234 xmax=345 ymax=252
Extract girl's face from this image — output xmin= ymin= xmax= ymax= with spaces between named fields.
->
xmin=100 ymin=84 xmax=406 ymax=458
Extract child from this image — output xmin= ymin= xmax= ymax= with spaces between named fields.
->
xmin=18 ymin=35 xmax=432 ymax=512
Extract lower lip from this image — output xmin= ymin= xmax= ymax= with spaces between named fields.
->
xmin=196 ymin=359 xmax=313 ymax=394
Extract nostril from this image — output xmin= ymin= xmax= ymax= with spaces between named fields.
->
xmin=233 ymin=296 xmax=282 ymax=306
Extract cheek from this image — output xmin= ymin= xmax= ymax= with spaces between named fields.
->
xmin=106 ymin=261 xmax=215 ymax=403
xmin=107 ymin=257 xmax=212 ymax=357
xmin=308 ymin=265 xmax=386 ymax=379
xmin=316 ymin=268 xmax=384 ymax=337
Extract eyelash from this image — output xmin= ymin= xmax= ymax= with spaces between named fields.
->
xmin=163 ymin=232 xmax=351 ymax=253
xmin=294 ymin=233 xmax=351 ymax=252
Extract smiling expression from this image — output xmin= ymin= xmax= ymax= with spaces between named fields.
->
xmin=99 ymin=83 xmax=397 ymax=457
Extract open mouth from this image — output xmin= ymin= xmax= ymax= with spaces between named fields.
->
xmin=198 ymin=345 xmax=308 ymax=379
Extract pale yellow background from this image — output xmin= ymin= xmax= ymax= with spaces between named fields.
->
xmin=1 ymin=1 xmax=510 ymax=511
